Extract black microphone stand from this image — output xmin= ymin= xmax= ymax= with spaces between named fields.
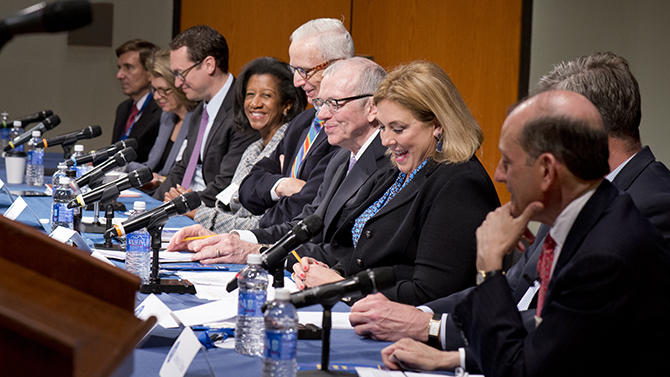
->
xmin=139 ymin=210 xmax=196 ymax=294
xmin=298 ymin=289 xmax=353 ymax=376
xmin=80 ymin=170 xmax=125 ymax=234
xmin=93 ymin=185 xmax=125 ymax=251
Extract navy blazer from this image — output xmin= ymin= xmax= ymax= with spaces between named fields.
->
xmin=252 ymin=133 xmax=392 ymax=265
xmin=154 ymin=81 xmax=260 ymax=207
xmin=112 ymin=97 xmax=161 ymax=164
xmin=238 ymin=108 xmax=340 ymax=228
xmin=453 ymin=181 xmax=670 ymax=377
xmin=324 ymin=157 xmax=500 ymax=305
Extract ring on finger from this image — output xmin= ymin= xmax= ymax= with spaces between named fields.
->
xmin=216 ymin=248 xmax=220 ymax=257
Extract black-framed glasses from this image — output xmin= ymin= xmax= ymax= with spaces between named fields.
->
xmin=172 ymin=60 xmax=202 ymax=81
xmin=289 ymin=59 xmax=339 ymax=79
xmin=313 ymin=94 xmax=373 ymax=112
xmin=150 ymin=86 xmax=172 ymax=97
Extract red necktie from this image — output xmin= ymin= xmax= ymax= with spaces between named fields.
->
xmin=536 ymin=234 xmax=556 ymax=317
xmin=122 ymin=105 xmax=140 ymax=138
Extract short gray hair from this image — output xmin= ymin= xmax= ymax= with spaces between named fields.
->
xmin=290 ymin=18 xmax=355 ymax=61
xmin=323 ymin=57 xmax=387 ymax=97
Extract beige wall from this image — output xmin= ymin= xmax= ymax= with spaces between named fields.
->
xmin=0 ymin=0 xmax=173 ymax=153
xmin=530 ymin=0 xmax=670 ymax=166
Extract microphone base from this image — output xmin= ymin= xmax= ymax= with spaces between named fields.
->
xmin=298 ymin=371 xmax=354 ymax=376
xmin=140 ymin=279 xmax=196 ymax=295
xmin=80 ymin=221 xmax=107 ymax=234
xmin=93 ymin=243 xmax=124 ymax=251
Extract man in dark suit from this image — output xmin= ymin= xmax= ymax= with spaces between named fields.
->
xmin=381 ymin=90 xmax=670 ymax=376
xmin=351 ymin=51 xmax=670 ymax=372
xmin=154 ymin=25 xmax=258 ymax=207
xmin=112 ymin=39 xmax=161 ymax=163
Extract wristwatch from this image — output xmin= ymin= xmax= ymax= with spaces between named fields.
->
xmin=427 ymin=312 xmax=441 ymax=349
xmin=476 ymin=269 xmax=505 ymax=285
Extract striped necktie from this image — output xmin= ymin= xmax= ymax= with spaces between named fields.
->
xmin=290 ymin=117 xmax=323 ymax=178
xmin=536 ymin=234 xmax=556 ymax=318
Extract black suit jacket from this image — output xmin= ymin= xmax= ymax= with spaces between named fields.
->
xmin=453 ymin=181 xmax=670 ymax=377
xmin=324 ymin=157 xmax=500 ymax=305
xmin=252 ymin=134 xmax=392 ymax=263
xmin=112 ymin=97 xmax=161 ymax=163
xmin=238 ymin=108 xmax=340 ymax=228
xmin=612 ymin=146 xmax=670 ymax=243
xmin=154 ymin=80 xmax=260 ymax=207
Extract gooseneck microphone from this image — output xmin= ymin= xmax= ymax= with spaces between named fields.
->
xmin=66 ymin=139 xmax=138 ymax=167
xmin=290 ymin=267 xmax=396 ymax=308
xmin=37 ymin=125 xmax=101 ymax=148
xmin=225 ymin=214 xmax=324 ymax=292
xmin=0 ymin=1 xmax=93 ymax=47
xmin=1 ymin=109 xmax=52 ymax=128
xmin=75 ymin=147 xmax=136 ymax=188
xmin=68 ymin=167 xmax=153 ymax=208
xmin=104 ymin=192 xmax=201 ymax=238
xmin=4 ymin=114 xmax=60 ymax=151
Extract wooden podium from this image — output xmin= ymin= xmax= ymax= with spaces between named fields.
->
xmin=0 ymin=215 xmax=155 ymax=376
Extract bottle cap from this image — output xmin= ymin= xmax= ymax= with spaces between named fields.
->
xmin=274 ymin=288 xmax=290 ymax=301
xmin=133 ymin=201 xmax=146 ymax=211
xmin=247 ymin=253 xmax=262 ymax=264
xmin=58 ymin=161 xmax=67 ymax=168
xmin=60 ymin=177 xmax=70 ymax=185
xmin=32 ymin=130 xmax=41 ymax=137
xmin=74 ymin=145 xmax=84 ymax=152
xmin=13 ymin=121 xmax=21 ymax=127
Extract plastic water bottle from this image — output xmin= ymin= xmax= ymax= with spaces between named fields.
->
xmin=52 ymin=162 xmax=68 ymax=194
xmin=9 ymin=120 xmax=23 ymax=152
xmin=25 ymin=130 xmax=44 ymax=186
xmin=51 ymin=177 xmax=74 ymax=232
xmin=125 ymin=201 xmax=151 ymax=284
xmin=263 ymin=288 xmax=298 ymax=377
xmin=65 ymin=170 xmax=82 ymax=233
xmin=236 ymin=253 xmax=269 ymax=356
xmin=71 ymin=144 xmax=90 ymax=178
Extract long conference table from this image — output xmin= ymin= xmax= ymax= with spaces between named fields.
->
xmin=0 ymin=153 xmax=398 ymax=376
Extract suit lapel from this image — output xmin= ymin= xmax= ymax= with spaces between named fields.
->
xmin=611 ymin=146 xmax=654 ymax=191
xmin=551 ymin=181 xmax=620 ymax=282
xmin=203 ymin=78 xmax=235 ymax=154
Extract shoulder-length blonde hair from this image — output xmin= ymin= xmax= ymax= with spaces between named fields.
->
xmin=373 ymin=61 xmax=483 ymax=164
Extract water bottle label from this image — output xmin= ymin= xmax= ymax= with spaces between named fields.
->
xmin=238 ymin=291 xmax=266 ymax=317
xmin=127 ymin=232 xmax=151 ymax=252
xmin=264 ymin=330 xmax=297 ymax=360
xmin=75 ymin=166 xmax=87 ymax=178
xmin=52 ymin=202 xmax=74 ymax=223
xmin=28 ymin=150 xmax=44 ymax=165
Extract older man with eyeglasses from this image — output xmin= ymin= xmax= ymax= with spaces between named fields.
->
xmin=154 ymin=25 xmax=259 ymax=207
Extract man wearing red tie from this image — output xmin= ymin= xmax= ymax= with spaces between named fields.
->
xmin=448 ymin=90 xmax=670 ymax=376
xmin=112 ymin=39 xmax=161 ymax=164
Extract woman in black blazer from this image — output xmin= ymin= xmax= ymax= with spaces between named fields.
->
xmin=293 ymin=61 xmax=500 ymax=305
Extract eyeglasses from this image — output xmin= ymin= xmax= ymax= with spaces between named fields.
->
xmin=172 ymin=60 xmax=202 ymax=81
xmin=289 ymin=59 xmax=339 ymax=79
xmin=313 ymin=94 xmax=373 ymax=112
xmin=150 ymin=86 xmax=172 ymax=97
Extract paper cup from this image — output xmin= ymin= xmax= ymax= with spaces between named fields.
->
xmin=5 ymin=151 xmax=27 ymax=184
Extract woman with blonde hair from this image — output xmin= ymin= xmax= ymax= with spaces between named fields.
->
xmin=293 ymin=61 xmax=500 ymax=305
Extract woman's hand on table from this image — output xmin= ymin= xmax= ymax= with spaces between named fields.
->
xmin=292 ymin=257 xmax=343 ymax=289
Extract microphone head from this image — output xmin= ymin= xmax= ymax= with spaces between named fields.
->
xmin=44 ymin=0 xmax=93 ymax=33
xmin=43 ymin=114 xmax=60 ymax=130
xmin=127 ymin=167 xmax=153 ymax=188
xmin=291 ymin=214 xmax=324 ymax=243
xmin=121 ymin=138 xmax=138 ymax=150
xmin=113 ymin=147 xmax=136 ymax=166
xmin=175 ymin=191 xmax=201 ymax=214
xmin=84 ymin=125 xmax=102 ymax=138
xmin=365 ymin=267 xmax=396 ymax=294
xmin=40 ymin=110 xmax=54 ymax=119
